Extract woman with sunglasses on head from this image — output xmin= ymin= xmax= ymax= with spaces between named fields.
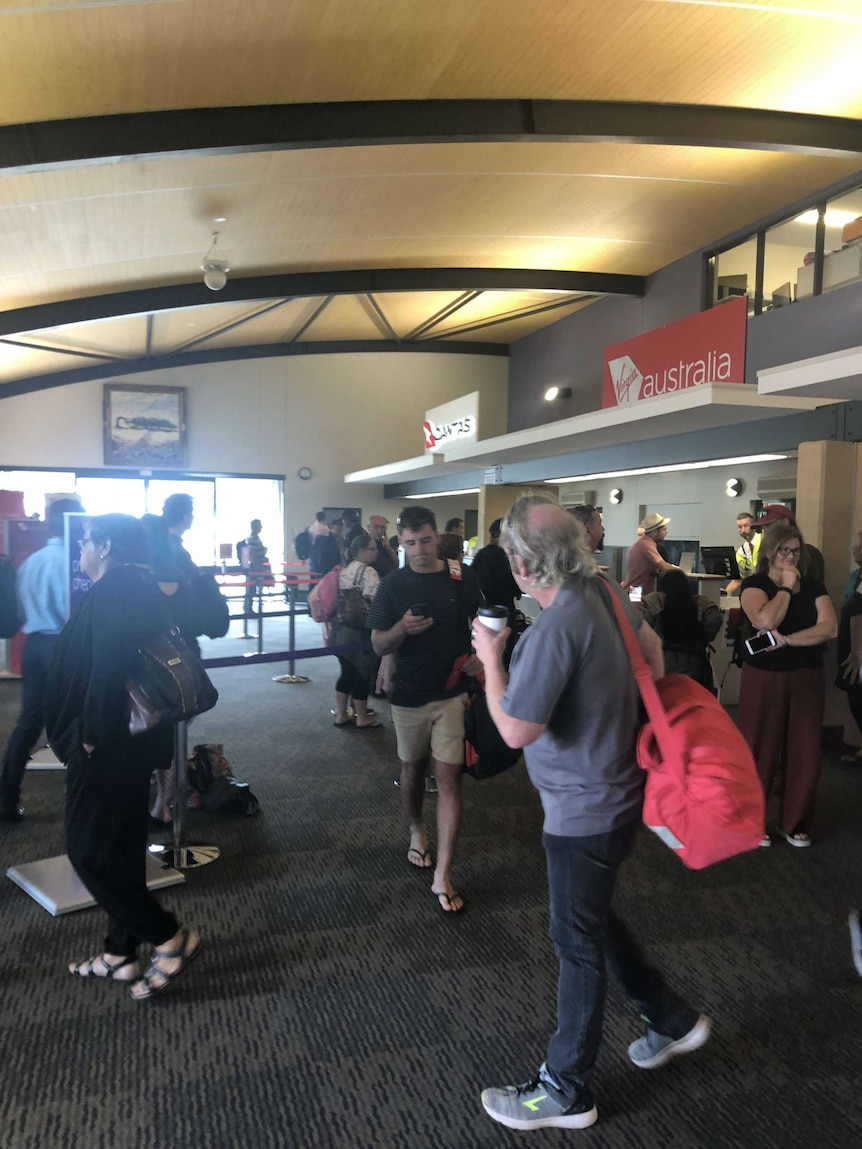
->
xmin=739 ymin=521 xmax=837 ymax=848
xmin=44 ymin=514 xmax=200 ymax=1000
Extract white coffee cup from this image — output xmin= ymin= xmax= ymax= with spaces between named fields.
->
xmin=477 ymin=605 xmax=508 ymax=631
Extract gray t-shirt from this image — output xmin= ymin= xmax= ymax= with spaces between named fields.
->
xmin=500 ymin=574 xmax=645 ymax=837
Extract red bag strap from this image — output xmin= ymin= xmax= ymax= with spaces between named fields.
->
xmin=596 ymin=576 xmax=679 ymax=767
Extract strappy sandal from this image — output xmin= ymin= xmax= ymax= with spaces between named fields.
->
xmin=130 ymin=929 xmax=201 ymax=1001
xmin=69 ymin=954 xmax=140 ymax=981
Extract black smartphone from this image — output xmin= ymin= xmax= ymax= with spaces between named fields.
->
xmin=408 ymin=602 xmax=431 ymax=618
xmin=745 ymin=631 xmax=778 ymax=655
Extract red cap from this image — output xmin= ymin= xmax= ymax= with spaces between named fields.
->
xmin=756 ymin=504 xmax=794 ymax=527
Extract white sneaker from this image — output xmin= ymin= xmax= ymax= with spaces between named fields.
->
xmin=628 ymin=1015 xmax=712 ymax=1069
xmin=849 ymin=909 xmax=862 ymax=977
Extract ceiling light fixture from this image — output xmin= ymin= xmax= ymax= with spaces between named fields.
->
xmin=544 ymin=386 xmax=572 ymax=402
xmin=200 ymin=231 xmax=230 ymax=291
xmin=795 ymin=209 xmax=859 ymax=227
xmin=403 ymin=488 xmax=480 ymax=499
xmin=545 ymin=453 xmax=788 ymax=485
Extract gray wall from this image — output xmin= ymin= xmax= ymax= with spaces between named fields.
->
xmin=508 ymin=252 xmax=703 ymax=431
xmin=745 ymin=277 xmax=862 ymax=382
xmin=508 ymin=248 xmax=862 ymax=432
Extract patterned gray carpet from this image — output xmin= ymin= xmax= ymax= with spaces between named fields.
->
xmin=1 ymin=613 xmax=861 ymax=1149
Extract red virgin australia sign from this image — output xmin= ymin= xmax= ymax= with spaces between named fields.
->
xmin=602 ymin=297 xmax=746 ymax=409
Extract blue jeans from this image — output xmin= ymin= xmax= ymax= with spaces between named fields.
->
xmin=543 ymin=818 xmax=698 ymax=1106
xmin=1 ymin=632 xmax=58 ymax=808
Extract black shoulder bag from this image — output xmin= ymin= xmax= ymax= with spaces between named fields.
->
xmin=126 ymin=628 xmax=218 ymax=736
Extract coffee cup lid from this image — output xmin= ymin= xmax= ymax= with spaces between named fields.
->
xmin=478 ymin=604 xmax=508 ymax=616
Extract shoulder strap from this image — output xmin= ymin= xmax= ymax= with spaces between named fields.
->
xmin=595 ymin=576 xmax=678 ymax=763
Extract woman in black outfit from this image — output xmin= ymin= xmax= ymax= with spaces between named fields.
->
xmin=45 ymin=514 xmax=200 ymax=1000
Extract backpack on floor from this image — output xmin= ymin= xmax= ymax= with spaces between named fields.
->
xmin=187 ymin=743 xmax=260 ymax=817
xmin=307 ymin=565 xmax=341 ymax=623
xmin=599 ymin=578 xmax=764 ymax=870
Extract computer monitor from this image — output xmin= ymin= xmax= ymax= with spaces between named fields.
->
xmin=716 ymin=274 xmax=748 ymax=301
xmin=771 ymin=282 xmax=792 ymax=308
xmin=700 ymin=546 xmax=741 ymax=580
xmin=662 ymin=539 xmax=700 ymax=568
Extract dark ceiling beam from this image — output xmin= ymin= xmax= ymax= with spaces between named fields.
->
xmin=405 ymin=290 xmax=483 ymax=341
xmin=0 ymin=268 xmax=642 ymax=338
xmin=0 ymin=339 xmax=507 ymax=400
xmin=364 ymin=294 xmax=400 ymax=343
xmin=288 ymin=295 xmax=334 ymax=343
xmin=417 ymin=294 xmax=597 ymax=340
xmin=4 ymin=101 xmax=862 ymax=175
xmin=0 ymin=336 xmax=122 ymax=363
xmin=167 ymin=298 xmax=294 ymax=355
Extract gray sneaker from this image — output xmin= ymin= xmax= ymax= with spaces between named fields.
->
xmin=480 ymin=1074 xmax=597 ymax=1131
xmin=628 ymin=1014 xmax=712 ymax=1069
xmin=850 ymin=909 xmax=862 ymax=977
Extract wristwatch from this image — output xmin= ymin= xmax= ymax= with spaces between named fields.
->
xmin=776 ymin=586 xmax=793 ymax=595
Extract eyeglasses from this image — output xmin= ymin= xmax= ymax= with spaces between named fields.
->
xmin=777 ymin=546 xmax=801 ymax=558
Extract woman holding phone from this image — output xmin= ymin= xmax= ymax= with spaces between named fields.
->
xmin=739 ymin=521 xmax=837 ymax=848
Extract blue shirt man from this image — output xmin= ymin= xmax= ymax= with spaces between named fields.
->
xmin=1 ymin=497 xmax=83 ymax=821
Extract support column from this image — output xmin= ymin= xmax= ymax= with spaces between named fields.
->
xmin=477 ymin=484 xmax=559 ymax=546
xmin=795 ymin=440 xmax=859 ymax=743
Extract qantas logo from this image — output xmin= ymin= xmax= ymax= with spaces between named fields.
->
xmin=423 ymin=415 xmax=475 ymax=449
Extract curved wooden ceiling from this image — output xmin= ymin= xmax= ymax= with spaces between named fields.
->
xmin=1 ymin=0 xmax=862 ymax=393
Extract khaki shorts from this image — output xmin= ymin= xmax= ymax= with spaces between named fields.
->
xmin=390 ymin=694 xmax=467 ymax=765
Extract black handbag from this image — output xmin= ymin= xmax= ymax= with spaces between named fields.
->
xmin=126 ymin=628 xmax=218 ymax=736
xmin=462 ymin=688 xmax=523 ymax=780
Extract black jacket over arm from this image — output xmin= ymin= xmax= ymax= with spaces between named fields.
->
xmin=45 ymin=564 xmax=174 ymax=764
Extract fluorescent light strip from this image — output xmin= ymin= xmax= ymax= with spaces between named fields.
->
xmin=644 ymin=1 xmax=862 ymax=25
xmin=403 ymin=488 xmax=480 ymax=499
xmin=546 ymin=453 xmax=787 ymax=484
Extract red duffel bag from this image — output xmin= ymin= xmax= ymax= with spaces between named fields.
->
xmin=600 ymin=579 xmax=765 ymax=870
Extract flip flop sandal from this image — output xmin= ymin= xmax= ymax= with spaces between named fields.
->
xmin=70 ymin=954 xmax=140 ymax=981
xmin=333 ymin=717 xmax=354 ymax=727
xmin=355 ymin=718 xmax=383 ymax=729
xmin=407 ymin=846 xmax=433 ymax=869
xmin=131 ymin=930 xmax=201 ymax=1001
xmin=432 ymin=889 xmax=466 ymax=914
xmin=778 ymin=830 xmax=811 ymax=848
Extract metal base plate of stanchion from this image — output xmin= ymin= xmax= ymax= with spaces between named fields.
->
xmin=148 ymin=843 xmax=220 ymax=870
xmin=273 ymin=674 xmax=310 ymax=684
xmin=7 ymin=852 xmax=184 ymax=916
xmin=26 ymin=746 xmax=65 ymax=770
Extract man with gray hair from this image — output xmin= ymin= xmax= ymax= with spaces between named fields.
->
xmin=472 ymin=494 xmax=709 ymax=1132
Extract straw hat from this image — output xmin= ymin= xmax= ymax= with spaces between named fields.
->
xmin=639 ymin=512 xmax=670 ymax=533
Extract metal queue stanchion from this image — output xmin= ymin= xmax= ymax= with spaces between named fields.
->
xmin=273 ymin=574 xmax=311 ymax=684
xmin=148 ymin=719 xmax=220 ymax=871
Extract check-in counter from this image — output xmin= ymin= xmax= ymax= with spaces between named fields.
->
xmin=687 ymin=576 xmax=742 ymax=705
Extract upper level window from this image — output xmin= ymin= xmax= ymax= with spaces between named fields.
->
xmin=713 ymin=238 xmax=756 ymax=314
xmin=763 ymin=214 xmax=816 ymax=310
xmin=815 ymin=188 xmax=862 ymax=295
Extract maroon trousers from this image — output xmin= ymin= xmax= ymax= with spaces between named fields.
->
xmin=738 ymin=663 xmax=825 ymax=835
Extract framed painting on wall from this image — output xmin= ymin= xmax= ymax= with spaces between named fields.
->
xmin=103 ymin=384 xmax=187 ymax=467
